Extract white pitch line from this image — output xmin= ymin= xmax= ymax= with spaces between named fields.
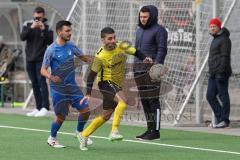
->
xmin=0 ymin=125 xmax=240 ymax=155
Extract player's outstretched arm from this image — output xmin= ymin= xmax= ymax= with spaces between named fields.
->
xmin=118 ymin=41 xmax=151 ymax=62
xmin=79 ymin=55 xmax=93 ymax=64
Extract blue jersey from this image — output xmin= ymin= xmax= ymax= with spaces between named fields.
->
xmin=43 ymin=41 xmax=83 ymax=94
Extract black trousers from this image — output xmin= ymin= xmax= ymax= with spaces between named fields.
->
xmin=206 ymin=74 xmax=230 ymax=124
xmin=26 ymin=61 xmax=49 ymax=110
xmin=134 ymin=72 xmax=161 ymax=131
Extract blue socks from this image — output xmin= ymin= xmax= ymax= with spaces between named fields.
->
xmin=77 ymin=115 xmax=87 ymax=132
xmin=50 ymin=115 xmax=87 ymax=138
xmin=51 ymin=121 xmax=62 ymax=138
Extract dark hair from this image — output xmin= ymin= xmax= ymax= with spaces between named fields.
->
xmin=56 ymin=20 xmax=72 ymax=32
xmin=34 ymin=6 xmax=45 ymax=14
xmin=140 ymin=6 xmax=150 ymax=13
xmin=101 ymin=27 xmax=115 ymax=38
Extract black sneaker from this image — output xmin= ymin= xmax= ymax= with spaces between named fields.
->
xmin=135 ymin=130 xmax=150 ymax=140
xmin=139 ymin=131 xmax=160 ymax=140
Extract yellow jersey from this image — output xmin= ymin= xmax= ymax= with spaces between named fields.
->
xmin=91 ymin=42 xmax=136 ymax=87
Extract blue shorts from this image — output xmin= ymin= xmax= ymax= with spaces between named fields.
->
xmin=50 ymin=87 xmax=88 ymax=117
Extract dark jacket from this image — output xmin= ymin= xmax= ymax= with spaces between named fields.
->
xmin=208 ymin=27 xmax=232 ymax=76
xmin=20 ymin=19 xmax=53 ymax=62
xmin=133 ymin=5 xmax=168 ymax=73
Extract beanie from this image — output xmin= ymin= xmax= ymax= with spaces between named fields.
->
xmin=209 ymin=18 xmax=222 ymax=29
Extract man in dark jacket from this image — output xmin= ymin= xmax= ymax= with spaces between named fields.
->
xmin=20 ymin=6 xmax=53 ymax=117
xmin=207 ymin=18 xmax=232 ymax=128
xmin=134 ymin=5 xmax=168 ymax=140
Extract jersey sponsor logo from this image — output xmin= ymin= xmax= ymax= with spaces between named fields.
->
xmin=68 ymin=49 xmax=72 ymax=55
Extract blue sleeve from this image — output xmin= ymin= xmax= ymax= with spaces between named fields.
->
xmin=155 ymin=26 xmax=168 ymax=64
xmin=70 ymin=42 xmax=83 ymax=57
xmin=42 ymin=47 xmax=52 ymax=68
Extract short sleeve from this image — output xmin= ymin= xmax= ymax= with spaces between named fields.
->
xmin=91 ymin=56 xmax=102 ymax=73
xmin=71 ymin=43 xmax=83 ymax=57
xmin=42 ymin=47 xmax=52 ymax=68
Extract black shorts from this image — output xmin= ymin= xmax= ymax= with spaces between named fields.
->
xmin=98 ymin=81 xmax=121 ymax=110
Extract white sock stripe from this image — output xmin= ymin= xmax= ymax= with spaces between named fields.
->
xmin=156 ymin=109 xmax=160 ymax=130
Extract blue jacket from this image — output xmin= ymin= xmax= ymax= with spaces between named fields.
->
xmin=133 ymin=5 xmax=168 ymax=73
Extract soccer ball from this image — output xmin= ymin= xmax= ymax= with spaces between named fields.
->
xmin=149 ymin=64 xmax=168 ymax=82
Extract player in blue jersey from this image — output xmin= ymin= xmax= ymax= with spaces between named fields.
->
xmin=41 ymin=20 xmax=92 ymax=148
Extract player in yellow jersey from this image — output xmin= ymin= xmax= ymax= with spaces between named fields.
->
xmin=77 ymin=27 xmax=152 ymax=150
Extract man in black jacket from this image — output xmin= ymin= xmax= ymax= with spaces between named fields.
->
xmin=20 ymin=6 xmax=53 ymax=117
xmin=207 ymin=18 xmax=232 ymax=128
xmin=134 ymin=5 xmax=168 ymax=140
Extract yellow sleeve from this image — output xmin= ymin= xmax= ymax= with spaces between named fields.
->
xmin=118 ymin=41 xmax=136 ymax=55
xmin=91 ymin=56 xmax=102 ymax=73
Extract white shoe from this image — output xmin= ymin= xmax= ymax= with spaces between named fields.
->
xmin=208 ymin=122 xmax=217 ymax=128
xmin=77 ymin=133 xmax=88 ymax=151
xmin=26 ymin=109 xmax=39 ymax=117
xmin=75 ymin=131 xmax=93 ymax=145
xmin=35 ymin=108 xmax=48 ymax=117
xmin=109 ymin=130 xmax=123 ymax=141
xmin=47 ymin=136 xmax=65 ymax=148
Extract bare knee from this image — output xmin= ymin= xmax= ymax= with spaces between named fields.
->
xmin=56 ymin=115 xmax=65 ymax=123
xmin=101 ymin=109 xmax=114 ymax=121
xmin=79 ymin=107 xmax=90 ymax=120
xmin=122 ymin=98 xmax=128 ymax=105
xmin=116 ymin=92 xmax=128 ymax=104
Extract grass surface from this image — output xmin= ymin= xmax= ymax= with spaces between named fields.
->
xmin=0 ymin=113 xmax=240 ymax=160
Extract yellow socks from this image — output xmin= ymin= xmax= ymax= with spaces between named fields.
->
xmin=82 ymin=116 xmax=105 ymax=137
xmin=82 ymin=101 xmax=127 ymax=137
xmin=112 ymin=101 xmax=127 ymax=132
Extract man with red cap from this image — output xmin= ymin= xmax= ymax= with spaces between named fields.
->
xmin=207 ymin=18 xmax=232 ymax=128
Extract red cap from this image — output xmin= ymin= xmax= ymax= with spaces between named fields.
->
xmin=209 ymin=18 xmax=222 ymax=29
